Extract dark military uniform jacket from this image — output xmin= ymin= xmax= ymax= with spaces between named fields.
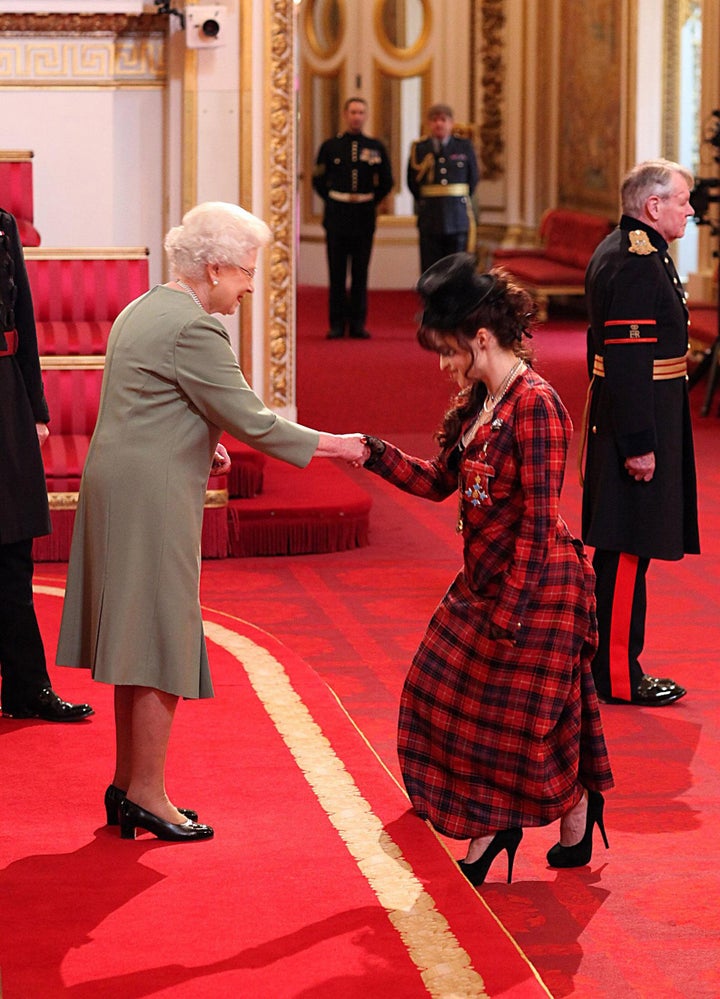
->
xmin=407 ymin=134 xmax=479 ymax=235
xmin=312 ymin=131 xmax=393 ymax=235
xmin=0 ymin=209 xmax=51 ymax=544
xmin=582 ymin=215 xmax=699 ymax=561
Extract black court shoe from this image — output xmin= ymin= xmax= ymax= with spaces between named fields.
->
xmin=119 ymin=798 xmax=213 ymax=842
xmin=458 ymin=828 xmax=523 ymax=886
xmin=547 ymin=791 xmax=609 ymax=868
xmin=104 ymin=784 xmax=198 ymax=826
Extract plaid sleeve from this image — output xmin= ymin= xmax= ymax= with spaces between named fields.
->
xmin=364 ymin=441 xmax=457 ymax=501
xmin=490 ymin=387 xmax=568 ymax=634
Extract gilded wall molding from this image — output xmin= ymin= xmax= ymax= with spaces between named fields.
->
xmin=662 ymin=0 xmax=701 ymax=161
xmin=0 ymin=12 xmax=166 ymax=85
xmin=266 ymin=0 xmax=295 ymax=409
xmin=472 ymin=0 xmax=506 ymax=181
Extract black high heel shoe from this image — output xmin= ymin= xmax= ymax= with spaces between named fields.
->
xmin=458 ymin=828 xmax=523 ymax=886
xmin=547 ymin=790 xmax=609 ymax=868
xmin=119 ymin=798 xmax=214 ymax=842
xmin=104 ymin=784 xmax=198 ymax=826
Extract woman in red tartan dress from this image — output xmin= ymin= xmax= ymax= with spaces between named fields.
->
xmin=362 ymin=255 xmax=613 ymax=884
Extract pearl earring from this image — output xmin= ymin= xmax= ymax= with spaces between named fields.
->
xmin=212 ymin=279 xmax=218 ymax=286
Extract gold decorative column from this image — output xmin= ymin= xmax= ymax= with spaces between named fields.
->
xmin=263 ymin=0 xmax=296 ymax=411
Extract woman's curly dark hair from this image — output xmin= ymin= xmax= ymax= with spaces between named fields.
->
xmin=416 ymin=268 xmax=536 ymax=449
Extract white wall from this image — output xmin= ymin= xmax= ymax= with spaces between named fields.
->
xmin=634 ymin=0 xmax=664 ymax=161
xmin=3 ymin=87 xmax=165 ymax=286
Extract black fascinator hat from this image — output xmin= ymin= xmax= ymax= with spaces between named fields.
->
xmin=416 ymin=253 xmax=497 ymax=332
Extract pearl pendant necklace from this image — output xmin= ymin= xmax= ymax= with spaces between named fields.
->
xmin=482 ymin=358 xmax=525 ymax=414
xmin=176 ymin=279 xmax=204 ymax=310
xmin=460 ymin=358 xmax=525 ymax=449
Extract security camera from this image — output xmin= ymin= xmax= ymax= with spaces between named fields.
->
xmin=185 ymin=5 xmax=227 ymax=48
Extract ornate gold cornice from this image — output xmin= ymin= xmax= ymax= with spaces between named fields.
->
xmin=266 ymin=0 xmax=294 ymax=409
xmin=474 ymin=0 xmax=505 ymax=181
xmin=0 ymin=13 xmax=166 ymax=34
xmin=0 ymin=37 xmax=166 ymax=85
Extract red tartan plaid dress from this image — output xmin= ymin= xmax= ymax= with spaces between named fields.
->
xmin=367 ymin=369 xmax=614 ymax=839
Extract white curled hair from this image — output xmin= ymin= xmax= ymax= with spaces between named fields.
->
xmin=164 ymin=201 xmax=271 ymax=281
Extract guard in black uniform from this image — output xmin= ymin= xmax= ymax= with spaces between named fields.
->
xmin=407 ymin=103 xmax=480 ymax=274
xmin=0 ymin=209 xmax=93 ymax=722
xmin=312 ymin=97 xmax=393 ymax=339
xmin=582 ymin=160 xmax=699 ymax=706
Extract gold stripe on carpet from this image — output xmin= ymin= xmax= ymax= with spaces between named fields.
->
xmin=203 ymin=620 xmax=489 ymax=999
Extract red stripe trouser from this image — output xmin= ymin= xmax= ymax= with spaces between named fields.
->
xmin=591 ymin=549 xmax=649 ymax=701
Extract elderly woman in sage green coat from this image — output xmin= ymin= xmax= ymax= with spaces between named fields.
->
xmin=57 ymin=202 xmax=369 ymax=843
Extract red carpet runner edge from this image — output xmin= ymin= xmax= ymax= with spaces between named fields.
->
xmin=0 ymin=584 xmax=549 ymax=999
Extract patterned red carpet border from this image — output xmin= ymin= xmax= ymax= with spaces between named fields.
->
xmin=0 ymin=585 xmax=549 ymax=999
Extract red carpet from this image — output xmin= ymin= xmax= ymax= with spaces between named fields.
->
xmin=0 ymin=586 xmax=548 ymax=998
xmin=4 ymin=288 xmax=719 ymax=997
xmin=242 ymin=288 xmax=720 ymax=998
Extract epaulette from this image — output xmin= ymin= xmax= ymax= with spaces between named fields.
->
xmin=627 ymin=230 xmax=657 ymax=256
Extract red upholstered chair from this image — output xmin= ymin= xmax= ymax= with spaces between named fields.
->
xmin=34 ymin=319 xmax=111 ymax=357
xmin=25 ymin=249 xmax=150 ymax=355
xmin=42 ymin=367 xmax=104 ymax=437
xmin=29 ymin=249 xmax=150 ymax=560
xmin=33 ymin=365 xmax=104 ymax=561
xmin=35 ymin=361 xmax=230 ymax=561
xmin=28 ymin=248 xmax=235 ymax=560
xmin=493 ymin=208 xmax=613 ymax=320
xmin=688 ymin=303 xmax=718 ymax=354
xmin=0 ymin=151 xmax=41 ymax=246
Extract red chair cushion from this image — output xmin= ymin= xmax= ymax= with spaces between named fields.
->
xmin=688 ymin=304 xmax=718 ymax=349
xmin=41 ymin=433 xmax=89 ymax=490
xmin=36 ymin=320 xmax=111 ymax=356
xmin=494 ymin=256 xmax=586 ymax=286
xmin=27 ymin=256 xmax=149 ymax=322
xmin=16 ymin=217 xmax=41 ymax=247
xmin=42 ymin=369 xmax=104 ymax=435
xmin=0 ymin=160 xmax=35 ymax=226
xmin=539 ymin=209 xmax=612 ymax=269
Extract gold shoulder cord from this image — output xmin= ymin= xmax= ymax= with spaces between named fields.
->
xmin=409 ymin=142 xmax=436 ymax=185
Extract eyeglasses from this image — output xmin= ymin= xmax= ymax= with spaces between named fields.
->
xmin=239 ymin=265 xmax=256 ymax=280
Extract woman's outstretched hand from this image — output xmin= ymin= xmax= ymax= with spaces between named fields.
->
xmin=316 ymin=432 xmax=371 ymax=467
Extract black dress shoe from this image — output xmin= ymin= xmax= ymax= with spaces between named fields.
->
xmin=599 ymin=674 xmax=687 ymax=706
xmin=2 ymin=687 xmax=94 ymax=722
xmin=325 ymin=327 xmax=345 ymax=339
xmin=349 ymin=328 xmax=371 ymax=339
xmin=119 ymin=798 xmax=214 ymax=842
xmin=104 ymin=784 xmax=198 ymax=826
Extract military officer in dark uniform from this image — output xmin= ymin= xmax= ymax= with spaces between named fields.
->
xmin=582 ymin=159 xmax=699 ymax=706
xmin=312 ymin=97 xmax=393 ymax=339
xmin=0 ymin=209 xmax=94 ymax=722
xmin=407 ymin=103 xmax=480 ymax=274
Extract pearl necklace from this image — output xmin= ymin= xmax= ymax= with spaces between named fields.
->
xmin=176 ymin=279 xmax=204 ymax=310
xmin=460 ymin=358 xmax=525 ymax=449
xmin=482 ymin=358 xmax=525 ymax=414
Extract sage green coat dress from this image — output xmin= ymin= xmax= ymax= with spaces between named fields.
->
xmin=56 ymin=287 xmax=319 ymax=698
